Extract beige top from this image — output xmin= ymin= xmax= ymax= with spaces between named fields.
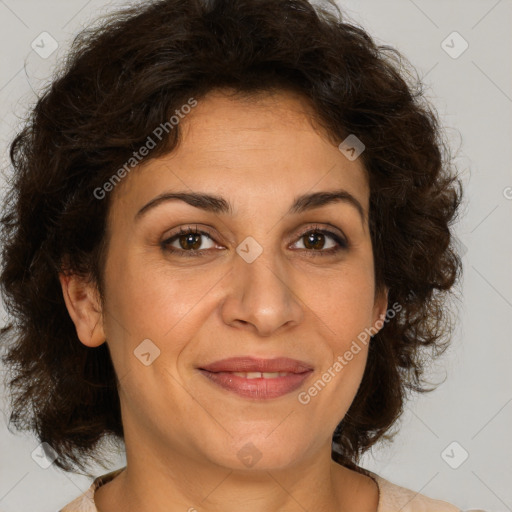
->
xmin=59 ymin=467 xmax=461 ymax=512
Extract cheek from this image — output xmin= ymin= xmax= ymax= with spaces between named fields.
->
xmin=104 ymin=245 xmax=199 ymax=334
xmin=102 ymin=247 xmax=225 ymax=378
xmin=311 ymin=267 xmax=377 ymax=341
xmin=302 ymin=284 xmax=373 ymax=425
xmin=305 ymin=265 xmax=376 ymax=398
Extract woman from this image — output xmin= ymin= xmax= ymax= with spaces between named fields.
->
xmin=0 ymin=0 xmax=464 ymax=510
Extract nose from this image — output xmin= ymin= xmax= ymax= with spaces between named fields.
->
xmin=220 ymin=248 xmax=304 ymax=337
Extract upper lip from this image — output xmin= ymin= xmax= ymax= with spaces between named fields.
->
xmin=199 ymin=357 xmax=314 ymax=373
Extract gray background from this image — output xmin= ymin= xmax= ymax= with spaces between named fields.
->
xmin=0 ymin=1 xmax=511 ymax=511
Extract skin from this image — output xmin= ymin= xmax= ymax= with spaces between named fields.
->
xmin=60 ymin=88 xmax=388 ymax=512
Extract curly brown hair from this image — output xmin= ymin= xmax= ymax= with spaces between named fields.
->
xmin=0 ymin=0 xmax=462 ymax=477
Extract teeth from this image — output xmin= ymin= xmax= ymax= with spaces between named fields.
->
xmin=231 ymin=372 xmax=290 ymax=379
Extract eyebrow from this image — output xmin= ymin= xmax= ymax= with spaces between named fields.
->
xmin=135 ymin=189 xmax=366 ymax=224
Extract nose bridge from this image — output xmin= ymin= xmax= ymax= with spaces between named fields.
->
xmin=220 ymin=242 xmax=304 ymax=336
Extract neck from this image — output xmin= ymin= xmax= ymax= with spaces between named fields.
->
xmin=94 ymin=420 xmax=379 ymax=512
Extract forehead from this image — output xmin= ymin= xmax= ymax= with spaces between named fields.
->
xmin=110 ymin=89 xmax=369 ymax=219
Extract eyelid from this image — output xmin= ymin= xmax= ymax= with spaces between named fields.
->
xmin=161 ymin=223 xmax=348 ymax=256
xmin=162 ymin=225 xmax=220 ymax=247
xmin=292 ymin=223 xmax=348 ymax=246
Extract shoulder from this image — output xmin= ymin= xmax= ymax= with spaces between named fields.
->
xmin=58 ymin=467 xmax=125 ymax=512
xmin=368 ymin=471 xmax=461 ymax=512
xmin=59 ymin=488 xmax=96 ymax=512
xmin=58 ymin=466 xmax=463 ymax=512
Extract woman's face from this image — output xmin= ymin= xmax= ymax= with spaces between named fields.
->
xmin=64 ymin=89 xmax=388 ymax=471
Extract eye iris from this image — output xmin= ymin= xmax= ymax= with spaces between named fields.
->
xmin=179 ymin=233 xmax=202 ymax=250
xmin=304 ymin=231 xmax=325 ymax=250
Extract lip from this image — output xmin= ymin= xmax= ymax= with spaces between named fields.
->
xmin=198 ymin=357 xmax=314 ymax=400
xmin=199 ymin=357 xmax=314 ymax=373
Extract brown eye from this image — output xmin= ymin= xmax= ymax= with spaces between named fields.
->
xmin=178 ymin=232 xmax=203 ymax=250
xmin=162 ymin=226 xmax=217 ymax=256
xmin=291 ymin=227 xmax=348 ymax=255
xmin=303 ymin=231 xmax=327 ymax=250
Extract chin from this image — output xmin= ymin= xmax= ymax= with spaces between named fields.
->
xmin=212 ymin=435 xmax=310 ymax=472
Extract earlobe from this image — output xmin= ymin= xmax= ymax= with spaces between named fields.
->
xmin=373 ymin=286 xmax=390 ymax=333
xmin=59 ymin=272 xmax=106 ymax=347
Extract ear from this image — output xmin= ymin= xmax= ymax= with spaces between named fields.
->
xmin=59 ymin=272 xmax=106 ymax=347
xmin=371 ymin=285 xmax=389 ymax=334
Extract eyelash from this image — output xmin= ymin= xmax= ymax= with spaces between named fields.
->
xmin=161 ymin=224 xmax=348 ymax=258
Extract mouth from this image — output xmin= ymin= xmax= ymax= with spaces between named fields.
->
xmin=197 ymin=357 xmax=314 ymax=400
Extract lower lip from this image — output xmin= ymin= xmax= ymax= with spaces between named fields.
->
xmin=198 ymin=370 xmax=313 ymax=399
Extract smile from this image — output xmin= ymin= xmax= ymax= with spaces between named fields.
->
xmin=198 ymin=369 xmax=313 ymax=399
xmin=235 ymin=371 xmax=293 ymax=378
